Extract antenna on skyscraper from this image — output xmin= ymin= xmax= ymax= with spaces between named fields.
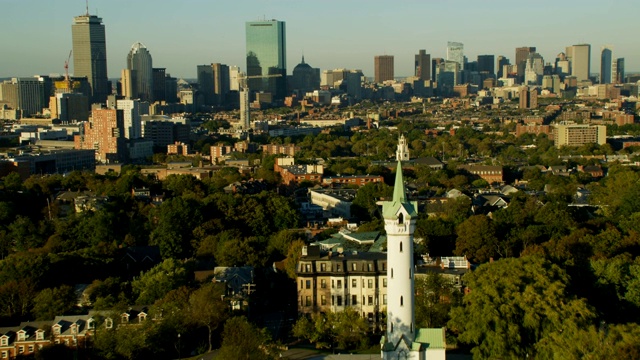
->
xmin=85 ymin=0 xmax=89 ymax=15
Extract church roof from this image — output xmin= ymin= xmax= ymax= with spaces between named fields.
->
xmin=414 ymin=328 xmax=446 ymax=349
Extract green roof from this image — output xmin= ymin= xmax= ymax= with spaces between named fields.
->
xmin=382 ymin=161 xmax=418 ymax=220
xmin=414 ymin=328 xmax=446 ymax=349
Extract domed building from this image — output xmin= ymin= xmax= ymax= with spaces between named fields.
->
xmin=290 ymin=56 xmax=320 ymax=96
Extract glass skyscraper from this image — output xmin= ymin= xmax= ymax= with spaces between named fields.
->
xmin=600 ymin=46 xmax=613 ymax=84
xmin=245 ymin=20 xmax=286 ymax=101
xmin=72 ymin=14 xmax=109 ymax=104
xmin=127 ymin=42 xmax=153 ymax=102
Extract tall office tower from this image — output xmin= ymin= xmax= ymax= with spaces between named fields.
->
xmin=555 ymin=52 xmax=570 ymax=78
xmin=239 ymin=88 xmax=250 ymax=129
xmin=519 ymin=87 xmax=538 ymax=109
xmin=375 ymin=55 xmax=395 ymax=83
xmin=11 ymin=78 xmax=46 ymax=116
xmin=197 ymin=65 xmax=215 ymax=106
xmin=447 ymin=42 xmax=464 ymax=68
xmin=116 ymin=99 xmax=149 ymax=139
xmin=127 ymin=43 xmax=153 ymax=102
xmin=566 ymin=44 xmax=591 ymax=82
xmin=212 ymin=63 xmax=230 ymax=105
xmin=291 ymin=56 xmax=320 ymax=95
xmin=615 ymin=58 xmax=625 ymax=83
xmin=152 ymin=68 xmax=166 ymax=102
xmin=245 ymin=19 xmax=287 ymax=101
xmin=72 ymin=13 xmax=109 ymax=104
xmin=600 ymin=46 xmax=613 ymax=84
xmin=497 ymin=56 xmax=510 ymax=78
xmin=120 ymin=69 xmax=135 ymax=99
xmin=50 ymin=92 xmax=89 ymax=121
xmin=477 ymin=55 xmax=495 ymax=76
xmin=229 ymin=66 xmax=240 ymax=91
xmin=164 ymin=74 xmax=178 ymax=103
xmin=415 ymin=50 xmax=431 ymax=81
xmin=515 ymin=46 xmax=536 ymax=83
xmin=431 ymin=58 xmax=444 ymax=81
xmin=75 ymin=108 xmax=127 ymax=163
xmin=524 ymin=53 xmax=544 ymax=85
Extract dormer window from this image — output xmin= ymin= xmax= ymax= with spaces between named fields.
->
xmin=87 ymin=319 xmax=95 ymax=329
xmin=0 ymin=337 xmax=8 ymax=346
xmin=105 ymin=318 xmax=113 ymax=329
xmin=17 ymin=331 xmax=25 ymax=341
xmin=138 ymin=314 xmax=147 ymax=323
xmin=52 ymin=326 xmax=61 ymax=336
xmin=121 ymin=314 xmax=129 ymax=324
xmin=35 ymin=331 xmax=44 ymax=341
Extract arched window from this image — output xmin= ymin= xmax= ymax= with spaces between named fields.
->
xmin=400 ymin=241 xmax=403 ymax=252
xmin=398 ymin=212 xmax=404 ymax=224
xmin=391 ymin=268 xmax=393 ymax=278
xmin=390 ymin=323 xmax=393 ymax=333
xmin=400 ymin=296 xmax=404 ymax=306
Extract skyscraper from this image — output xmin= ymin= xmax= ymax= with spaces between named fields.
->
xmin=497 ymin=56 xmax=510 ymax=78
xmin=524 ymin=53 xmax=544 ymax=85
xmin=600 ymin=46 xmax=613 ymax=84
xmin=415 ymin=50 xmax=431 ymax=81
xmin=127 ymin=42 xmax=153 ymax=102
xmin=152 ymin=68 xmax=166 ymax=102
xmin=477 ymin=55 xmax=495 ymax=76
xmin=447 ymin=42 xmax=464 ymax=68
xmin=515 ymin=47 xmax=536 ymax=83
xmin=72 ymin=13 xmax=109 ymax=104
xmin=245 ymin=20 xmax=287 ymax=101
xmin=616 ymin=58 xmax=625 ymax=83
xmin=566 ymin=44 xmax=591 ymax=82
xmin=374 ymin=55 xmax=394 ymax=83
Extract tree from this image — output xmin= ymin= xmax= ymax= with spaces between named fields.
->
xmin=32 ymin=286 xmax=77 ymax=320
xmin=292 ymin=309 xmax=369 ymax=350
xmin=188 ymin=283 xmax=228 ymax=352
xmin=415 ymin=273 xmax=462 ymax=328
xmin=131 ymin=259 xmax=189 ymax=305
xmin=448 ymin=256 xmax=595 ymax=359
xmin=217 ymin=316 xmax=273 ymax=360
xmin=284 ymin=240 xmax=305 ymax=279
xmin=454 ymin=215 xmax=499 ymax=263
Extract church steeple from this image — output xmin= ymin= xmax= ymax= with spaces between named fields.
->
xmin=392 ymin=161 xmax=406 ymax=204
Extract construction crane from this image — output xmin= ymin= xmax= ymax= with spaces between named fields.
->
xmin=64 ymin=50 xmax=72 ymax=82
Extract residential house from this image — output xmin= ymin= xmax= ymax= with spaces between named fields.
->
xmin=213 ymin=266 xmax=255 ymax=310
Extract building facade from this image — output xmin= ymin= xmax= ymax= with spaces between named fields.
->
xmin=127 ymin=43 xmax=153 ymax=102
xmin=245 ymin=20 xmax=287 ymax=101
xmin=566 ymin=44 xmax=591 ymax=82
xmin=447 ymin=42 xmax=464 ymax=68
xmin=72 ymin=13 xmax=109 ymax=104
xmin=415 ymin=50 xmax=431 ymax=81
xmin=601 ymin=46 xmax=613 ymax=84
xmin=554 ymin=124 xmax=606 ymax=148
xmin=375 ymin=55 xmax=394 ymax=83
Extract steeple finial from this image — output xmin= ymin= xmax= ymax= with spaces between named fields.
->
xmin=301 ymin=54 xmax=305 ymax=64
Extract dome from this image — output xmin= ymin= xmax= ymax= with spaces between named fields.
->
xmin=293 ymin=56 xmax=312 ymax=71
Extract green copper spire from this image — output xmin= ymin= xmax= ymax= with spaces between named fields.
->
xmin=393 ymin=160 xmax=406 ymax=203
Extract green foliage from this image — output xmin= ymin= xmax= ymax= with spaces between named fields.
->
xmin=32 ymin=285 xmax=76 ymax=320
xmin=217 ymin=316 xmax=273 ymax=360
xmin=454 ymin=215 xmax=499 ymax=262
xmin=415 ymin=273 xmax=462 ymax=328
xmin=448 ymin=256 xmax=595 ymax=359
xmin=131 ymin=259 xmax=189 ymax=305
xmin=292 ymin=308 xmax=370 ymax=350
xmin=188 ymin=283 xmax=228 ymax=351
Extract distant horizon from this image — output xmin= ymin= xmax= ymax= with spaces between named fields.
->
xmin=2 ymin=0 xmax=639 ymax=79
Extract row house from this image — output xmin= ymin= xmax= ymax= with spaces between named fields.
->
xmin=297 ymin=246 xmax=387 ymax=324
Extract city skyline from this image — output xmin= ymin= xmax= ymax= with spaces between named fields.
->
xmin=2 ymin=0 xmax=639 ymax=79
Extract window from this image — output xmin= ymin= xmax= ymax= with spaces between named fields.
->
xmin=121 ymin=314 xmax=129 ymax=324
xmin=400 ymin=296 xmax=404 ymax=306
xmin=300 ymin=280 xmax=303 ymax=289
xmin=368 ymin=263 xmax=372 ymax=271
xmin=337 ymin=296 xmax=342 ymax=306
xmin=331 ymin=280 xmax=335 ymax=288
xmin=28 ymin=345 xmax=34 ymax=353
xmin=320 ymin=263 xmax=326 ymax=271
xmin=400 ymin=241 xmax=403 ymax=252
xmin=36 ymin=331 xmax=44 ymax=340
xmin=321 ymin=279 xmax=327 ymax=289
xmin=332 ymin=296 xmax=335 ymax=305
xmin=336 ymin=280 xmax=342 ymax=288
xmin=305 ymin=280 xmax=311 ymax=289
xmin=398 ymin=212 xmax=404 ymax=224
xmin=305 ymin=296 xmax=311 ymax=307
xmin=383 ymin=294 xmax=387 ymax=305
xmin=383 ymin=278 xmax=387 ymax=287
xmin=352 ymin=263 xmax=357 ymax=271
xmin=368 ymin=279 xmax=373 ymax=288
xmin=352 ymin=295 xmax=357 ymax=305
xmin=336 ymin=264 xmax=341 ymax=271
xmin=105 ymin=318 xmax=113 ymax=329
xmin=368 ymin=295 xmax=374 ymax=306
xmin=391 ymin=268 xmax=393 ymax=278
xmin=18 ymin=346 xmax=24 ymax=354
xmin=382 ymin=262 xmax=387 ymax=271
xmin=0 ymin=338 xmax=6 ymax=346
xmin=321 ymin=295 xmax=326 ymax=306
xmin=17 ymin=332 xmax=25 ymax=341
xmin=52 ymin=326 xmax=61 ymax=335
xmin=352 ymin=279 xmax=357 ymax=288
xmin=390 ymin=323 xmax=393 ymax=333
xmin=305 ymin=264 xmax=311 ymax=272
xmin=2 ymin=351 xmax=6 ymax=358
xmin=139 ymin=314 xmax=147 ymax=322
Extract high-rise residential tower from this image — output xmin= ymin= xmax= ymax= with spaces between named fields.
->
xmin=600 ymin=46 xmax=613 ymax=84
xmin=127 ymin=42 xmax=153 ymax=102
xmin=245 ymin=20 xmax=287 ymax=101
xmin=374 ymin=55 xmax=394 ymax=83
xmin=566 ymin=44 xmax=591 ymax=82
xmin=415 ymin=50 xmax=431 ymax=81
xmin=447 ymin=42 xmax=464 ymax=68
xmin=72 ymin=13 xmax=109 ymax=104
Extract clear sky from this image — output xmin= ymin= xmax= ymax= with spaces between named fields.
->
xmin=1 ymin=0 xmax=638 ymax=79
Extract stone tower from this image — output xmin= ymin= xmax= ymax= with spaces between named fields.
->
xmin=396 ymin=134 xmax=410 ymax=162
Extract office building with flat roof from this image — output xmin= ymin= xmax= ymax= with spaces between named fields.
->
xmin=72 ymin=13 xmax=109 ymax=104
xmin=245 ymin=20 xmax=287 ymax=101
xmin=375 ymin=55 xmax=395 ymax=83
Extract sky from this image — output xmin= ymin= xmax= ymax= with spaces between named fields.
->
xmin=1 ymin=0 xmax=639 ymax=80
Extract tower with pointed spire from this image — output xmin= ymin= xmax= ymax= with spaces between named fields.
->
xmin=396 ymin=134 xmax=410 ymax=162
xmin=381 ymin=154 xmax=446 ymax=359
